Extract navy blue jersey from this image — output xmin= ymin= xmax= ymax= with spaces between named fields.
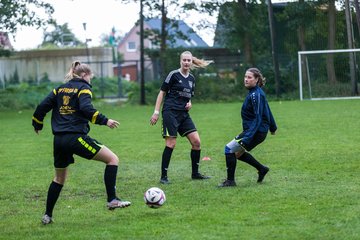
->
xmin=32 ymin=78 xmax=108 ymax=135
xmin=161 ymin=69 xmax=195 ymax=111
xmin=241 ymin=86 xmax=277 ymax=145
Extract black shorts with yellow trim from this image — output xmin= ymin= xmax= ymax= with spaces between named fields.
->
xmin=53 ymin=133 xmax=103 ymax=168
xmin=162 ymin=110 xmax=196 ymax=138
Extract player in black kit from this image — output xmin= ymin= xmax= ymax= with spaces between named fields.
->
xmin=32 ymin=61 xmax=131 ymax=225
xmin=150 ymin=51 xmax=213 ymax=184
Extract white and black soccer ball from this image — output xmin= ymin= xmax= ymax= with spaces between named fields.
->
xmin=144 ymin=187 xmax=166 ymax=208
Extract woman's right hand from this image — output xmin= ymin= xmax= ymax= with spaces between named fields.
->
xmin=150 ymin=112 xmax=159 ymax=125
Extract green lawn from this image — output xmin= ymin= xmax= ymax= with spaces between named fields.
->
xmin=0 ymin=100 xmax=359 ymax=239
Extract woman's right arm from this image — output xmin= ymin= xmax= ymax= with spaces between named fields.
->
xmin=150 ymin=90 xmax=166 ymax=125
xmin=32 ymin=89 xmax=57 ymax=133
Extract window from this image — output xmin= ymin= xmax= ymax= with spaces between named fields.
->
xmin=127 ymin=41 xmax=136 ymax=52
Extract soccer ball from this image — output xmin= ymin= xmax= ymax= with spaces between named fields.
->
xmin=144 ymin=187 xmax=166 ymax=208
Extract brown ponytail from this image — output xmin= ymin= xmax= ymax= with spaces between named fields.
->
xmin=247 ymin=68 xmax=266 ymax=87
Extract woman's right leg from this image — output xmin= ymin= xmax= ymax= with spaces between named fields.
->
xmin=42 ymin=168 xmax=68 ymax=224
xmin=160 ymin=137 xmax=176 ymax=184
xmin=218 ymin=138 xmax=246 ymax=187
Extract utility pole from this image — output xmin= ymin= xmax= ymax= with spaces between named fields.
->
xmin=140 ymin=0 xmax=145 ymax=105
xmin=345 ymin=0 xmax=358 ymax=95
xmin=267 ymin=0 xmax=280 ymax=97
xmin=82 ymin=23 xmax=91 ymax=63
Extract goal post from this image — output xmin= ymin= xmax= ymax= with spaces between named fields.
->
xmin=298 ymin=48 xmax=360 ymax=100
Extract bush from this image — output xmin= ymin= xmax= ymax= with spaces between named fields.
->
xmin=0 ymin=82 xmax=58 ymax=110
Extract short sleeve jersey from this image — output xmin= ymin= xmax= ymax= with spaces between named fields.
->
xmin=161 ymin=69 xmax=195 ymax=111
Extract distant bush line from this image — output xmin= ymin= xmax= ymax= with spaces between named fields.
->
xmin=0 ymin=75 xmax=300 ymax=111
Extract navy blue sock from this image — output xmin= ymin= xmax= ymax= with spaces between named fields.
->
xmin=238 ymin=152 xmax=264 ymax=171
xmin=104 ymin=165 xmax=118 ymax=202
xmin=161 ymin=146 xmax=173 ymax=178
xmin=45 ymin=181 xmax=63 ymax=217
xmin=191 ymin=149 xmax=201 ymax=175
xmin=225 ymin=153 xmax=237 ymax=181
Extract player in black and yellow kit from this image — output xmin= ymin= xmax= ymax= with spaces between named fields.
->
xmin=150 ymin=51 xmax=213 ymax=184
xmin=32 ymin=61 xmax=131 ymax=225
xmin=219 ymin=68 xmax=277 ymax=187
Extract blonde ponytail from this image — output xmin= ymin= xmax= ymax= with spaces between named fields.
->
xmin=192 ymin=56 xmax=214 ymax=69
xmin=181 ymin=51 xmax=213 ymax=69
xmin=64 ymin=61 xmax=92 ymax=81
xmin=64 ymin=60 xmax=81 ymax=82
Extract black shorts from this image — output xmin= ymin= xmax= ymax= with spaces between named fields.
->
xmin=236 ymin=131 xmax=267 ymax=151
xmin=162 ymin=110 xmax=197 ymax=138
xmin=53 ymin=133 xmax=103 ymax=168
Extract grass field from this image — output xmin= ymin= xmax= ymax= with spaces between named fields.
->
xmin=0 ymin=100 xmax=359 ymax=239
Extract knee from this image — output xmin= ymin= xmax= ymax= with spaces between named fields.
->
xmin=166 ymin=138 xmax=177 ymax=149
xmin=53 ymin=174 xmax=66 ymax=185
xmin=108 ymin=154 xmax=119 ymax=165
xmin=191 ymin=139 xmax=201 ymax=149
xmin=235 ymin=150 xmax=245 ymax=159
xmin=53 ymin=176 xmax=65 ymax=185
xmin=166 ymin=142 xmax=176 ymax=149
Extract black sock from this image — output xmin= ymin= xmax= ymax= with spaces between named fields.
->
xmin=191 ymin=149 xmax=201 ymax=175
xmin=238 ymin=152 xmax=264 ymax=171
xmin=161 ymin=146 xmax=173 ymax=178
xmin=104 ymin=165 xmax=118 ymax=202
xmin=45 ymin=181 xmax=63 ymax=217
xmin=225 ymin=153 xmax=237 ymax=181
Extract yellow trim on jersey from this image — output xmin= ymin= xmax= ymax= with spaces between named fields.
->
xmin=78 ymin=89 xmax=92 ymax=98
xmin=91 ymin=111 xmax=99 ymax=123
xmin=32 ymin=116 xmax=43 ymax=124
xmin=53 ymin=89 xmax=57 ymax=95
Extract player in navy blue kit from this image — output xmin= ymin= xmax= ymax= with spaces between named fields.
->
xmin=32 ymin=61 xmax=131 ymax=225
xmin=150 ymin=51 xmax=213 ymax=184
xmin=219 ymin=68 xmax=277 ymax=187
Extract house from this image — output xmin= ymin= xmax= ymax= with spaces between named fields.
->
xmin=0 ymin=32 xmax=13 ymax=50
xmin=117 ymin=18 xmax=208 ymax=81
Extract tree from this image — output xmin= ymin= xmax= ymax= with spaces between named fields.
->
xmin=326 ymin=0 xmax=337 ymax=84
xmin=345 ymin=0 xmax=358 ymax=95
xmin=40 ymin=23 xmax=82 ymax=48
xmin=119 ymin=0 xmax=219 ymax=73
xmin=0 ymin=0 xmax=54 ymax=34
xmin=278 ymin=1 xmax=316 ymax=89
xmin=354 ymin=0 xmax=360 ymax=39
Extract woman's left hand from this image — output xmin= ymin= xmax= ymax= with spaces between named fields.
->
xmin=185 ymin=101 xmax=192 ymax=111
xmin=107 ymin=119 xmax=120 ymax=129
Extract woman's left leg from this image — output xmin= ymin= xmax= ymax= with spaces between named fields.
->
xmin=93 ymin=146 xmax=131 ymax=209
xmin=186 ymin=131 xmax=209 ymax=179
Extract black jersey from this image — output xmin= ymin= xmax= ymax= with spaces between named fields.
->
xmin=161 ymin=69 xmax=195 ymax=111
xmin=32 ymin=78 xmax=108 ymax=135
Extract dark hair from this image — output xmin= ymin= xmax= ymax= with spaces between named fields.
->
xmin=247 ymin=68 xmax=266 ymax=87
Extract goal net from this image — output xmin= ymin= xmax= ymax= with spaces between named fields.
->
xmin=298 ymin=49 xmax=360 ymax=100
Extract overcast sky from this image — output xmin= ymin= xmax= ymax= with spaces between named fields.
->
xmin=10 ymin=0 xmax=217 ymax=50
